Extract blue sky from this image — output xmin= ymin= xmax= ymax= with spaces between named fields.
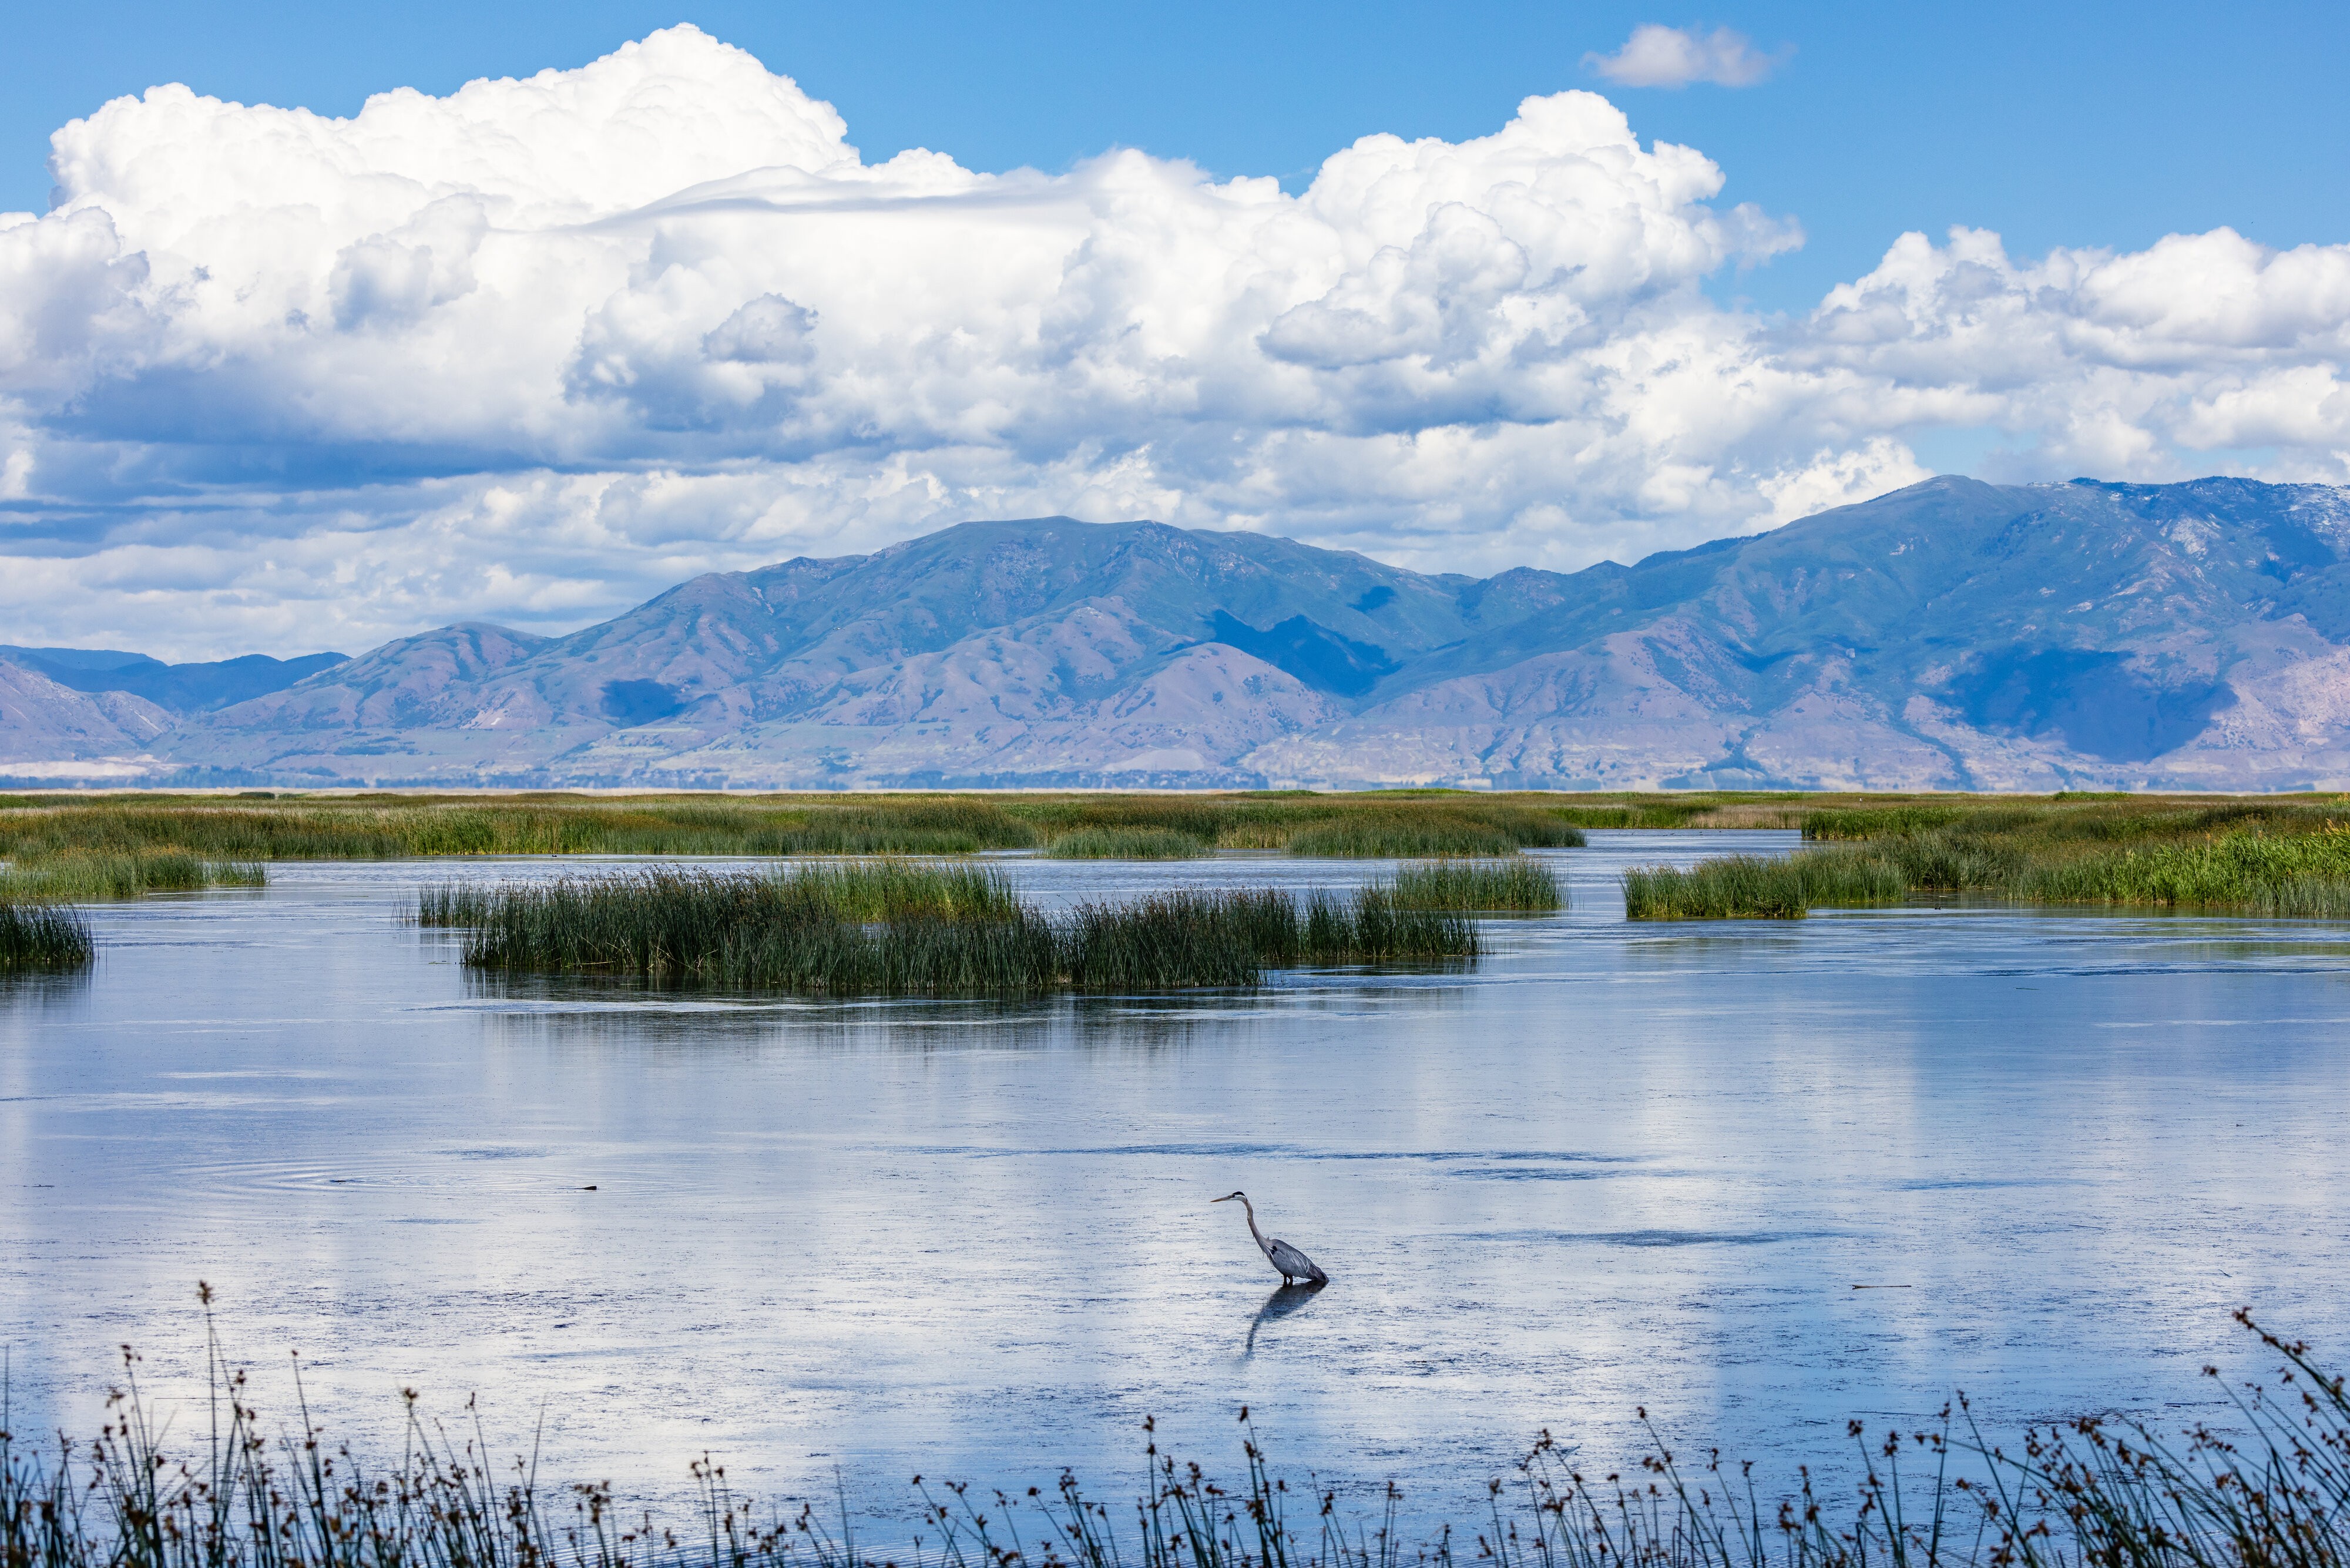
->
xmin=6 ymin=0 xmax=2345 ymax=315
xmin=5 ymin=2 xmax=2350 ymax=656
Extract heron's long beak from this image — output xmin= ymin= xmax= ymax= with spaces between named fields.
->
xmin=1210 ymin=1194 xmax=1234 ymax=1204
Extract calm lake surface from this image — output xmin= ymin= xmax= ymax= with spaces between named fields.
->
xmin=5 ymin=829 xmax=2349 ymax=1531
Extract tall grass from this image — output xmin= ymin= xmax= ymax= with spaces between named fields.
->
xmin=1384 ymin=858 xmax=1562 ymax=912
xmin=1653 ymin=798 xmax=2350 ymax=919
xmin=420 ymin=861 xmax=1025 ymax=933
xmin=0 ymin=851 xmax=265 ymax=901
xmin=0 ymin=793 xmax=1601 ymax=861
xmin=431 ymin=864 xmax=1476 ymax=994
xmin=1284 ymin=807 xmax=1584 ymax=857
xmin=1061 ymin=887 xmax=1475 ymax=988
xmin=1624 ymin=852 xmax=1909 ymax=920
xmin=1044 ymin=827 xmax=1211 ymax=859
xmin=443 ymin=864 xmax=1050 ymax=995
xmin=1061 ymin=891 xmax=1277 ymax=989
xmin=2021 ymin=830 xmax=2350 ymax=912
xmin=9 ymin=1301 xmax=2350 ymax=1568
xmin=0 ymin=900 xmax=92 ymax=969
xmin=0 ymin=798 xmax=1044 ymax=861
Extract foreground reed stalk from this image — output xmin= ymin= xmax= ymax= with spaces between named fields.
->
xmin=6 ymin=1304 xmax=2345 ymax=1568
xmin=422 ymin=864 xmax=1480 ymax=995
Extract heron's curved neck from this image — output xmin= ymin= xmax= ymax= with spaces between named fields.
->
xmin=1239 ymin=1197 xmax=1267 ymax=1248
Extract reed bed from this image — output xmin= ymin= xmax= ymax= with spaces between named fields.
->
xmin=434 ymin=864 xmax=1049 ymax=994
xmin=0 ymin=791 xmax=1604 ymax=861
xmin=1284 ymin=807 xmax=1584 ymax=858
xmin=428 ymin=864 xmax=1476 ymax=995
xmin=0 ymin=850 xmax=264 ymax=901
xmin=1062 ymin=887 xmax=1476 ymax=988
xmin=1640 ymin=797 xmax=2350 ymax=919
xmin=8 ymin=1303 xmax=2349 ymax=1568
xmin=1016 ymin=795 xmax=1586 ymax=854
xmin=1623 ymin=852 xmax=1908 ymax=920
xmin=1043 ymin=827 xmax=1211 ymax=859
xmin=0 ymin=798 xmax=1042 ymax=861
xmin=1384 ymin=858 xmax=1563 ymax=912
xmin=1061 ymin=890 xmax=1281 ymax=989
xmin=0 ymin=899 xmax=92 ymax=969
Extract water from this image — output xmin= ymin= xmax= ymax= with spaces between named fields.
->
xmin=5 ymin=828 xmax=2349 ymax=1534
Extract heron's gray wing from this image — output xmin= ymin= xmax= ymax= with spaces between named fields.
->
xmin=1266 ymin=1237 xmax=1321 ymax=1277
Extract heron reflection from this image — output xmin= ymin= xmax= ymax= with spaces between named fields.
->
xmin=1245 ymin=1281 xmax=1324 ymax=1354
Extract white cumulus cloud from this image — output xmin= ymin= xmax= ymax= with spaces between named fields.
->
xmin=1584 ymin=24 xmax=1787 ymax=89
xmin=0 ymin=25 xmax=2345 ymax=657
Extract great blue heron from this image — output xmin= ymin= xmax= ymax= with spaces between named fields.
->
xmin=1211 ymin=1191 xmax=1328 ymax=1285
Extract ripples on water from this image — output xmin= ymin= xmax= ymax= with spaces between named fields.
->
xmin=4 ymin=830 xmax=2349 ymax=1532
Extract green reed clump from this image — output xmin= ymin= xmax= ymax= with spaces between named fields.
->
xmin=1623 ymin=851 xmax=1909 ymax=919
xmin=0 ymin=899 xmax=92 ymax=969
xmin=1059 ymin=887 xmax=1476 ymax=988
xmin=1062 ymin=891 xmax=1267 ymax=989
xmin=2018 ymin=829 xmax=2350 ymax=909
xmin=1006 ymin=793 xmax=1591 ymax=853
xmin=1044 ymin=827 xmax=1211 ymax=859
xmin=438 ymin=866 xmax=1476 ymax=994
xmin=1544 ymin=802 xmax=1714 ymax=828
xmin=767 ymin=800 xmax=1040 ymax=855
xmin=1801 ymin=804 xmax=1968 ymax=840
xmin=11 ymin=1300 xmax=2350 ymax=1568
xmin=1385 ymin=858 xmax=1562 ymax=912
xmin=424 ymin=859 xmax=1022 ymax=932
xmin=1663 ymin=795 xmax=2350 ymax=919
xmin=1016 ymin=796 xmax=1238 ymax=843
xmin=415 ymin=881 xmax=492 ymax=926
xmin=0 ymin=850 xmax=266 ymax=901
xmin=452 ymin=862 xmax=1045 ymax=994
xmin=1284 ymin=807 xmax=1584 ymax=858
xmin=1321 ymin=886 xmax=1480 ymax=959
xmin=758 ymin=859 xmax=1026 ymax=921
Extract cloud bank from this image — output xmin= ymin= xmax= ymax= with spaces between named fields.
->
xmin=2 ymin=25 xmax=2348 ymax=657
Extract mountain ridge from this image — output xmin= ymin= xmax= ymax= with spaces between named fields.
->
xmin=0 ymin=646 xmax=350 ymax=715
xmin=11 ymin=475 xmax=2350 ymax=791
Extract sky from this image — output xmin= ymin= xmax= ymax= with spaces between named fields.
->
xmin=3 ymin=1 xmax=2349 ymax=659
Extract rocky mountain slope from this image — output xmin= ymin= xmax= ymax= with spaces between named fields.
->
xmin=0 ymin=659 xmax=175 ymax=777
xmin=12 ymin=476 xmax=2350 ymax=791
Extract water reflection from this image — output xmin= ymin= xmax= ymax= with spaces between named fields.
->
xmin=0 ymin=969 xmax=92 ymax=1010
xmin=1246 ymin=1282 xmax=1328 ymax=1355
xmin=4 ymin=833 xmax=2350 ymax=1535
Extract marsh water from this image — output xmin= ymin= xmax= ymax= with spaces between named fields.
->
xmin=5 ymin=829 xmax=2350 ymax=1531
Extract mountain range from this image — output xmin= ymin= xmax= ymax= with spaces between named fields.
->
xmin=8 ymin=475 xmax=2350 ymax=791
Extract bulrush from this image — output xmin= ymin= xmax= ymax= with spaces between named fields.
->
xmin=421 ymin=863 xmax=1479 ymax=996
